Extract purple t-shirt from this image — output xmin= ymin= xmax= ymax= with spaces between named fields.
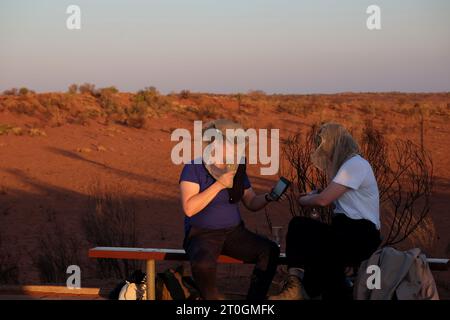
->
xmin=179 ymin=160 xmax=251 ymax=234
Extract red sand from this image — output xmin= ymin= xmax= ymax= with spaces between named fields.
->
xmin=0 ymin=92 xmax=449 ymax=298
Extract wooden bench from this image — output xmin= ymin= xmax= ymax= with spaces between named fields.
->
xmin=88 ymin=247 xmax=449 ymax=300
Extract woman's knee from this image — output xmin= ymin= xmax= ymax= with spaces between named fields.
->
xmin=187 ymin=243 xmax=219 ymax=273
xmin=190 ymin=255 xmax=216 ymax=273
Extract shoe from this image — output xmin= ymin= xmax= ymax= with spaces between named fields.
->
xmin=268 ymin=275 xmax=305 ymax=300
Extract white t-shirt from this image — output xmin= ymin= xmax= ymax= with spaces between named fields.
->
xmin=332 ymin=155 xmax=380 ymax=230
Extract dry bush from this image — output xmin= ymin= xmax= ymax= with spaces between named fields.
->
xmin=96 ymin=87 xmax=123 ymax=116
xmin=67 ymin=84 xmax=78 ymax=94
xmin=247 ymin=90 xmax=267 ymax=99
xmin=359 ymin=104 xmax=376 ymax=117
xmin=393 ymin=215 xmax=436 ymax=250
xmin=10 ymin=98 xmax=44 ymax=116
xmin=18 ymin=87 xmax=35 ymax=96
xmin=0 ymin=234 xmax=19 ymax=284
xmin=79 ymin=83 xmax=96 ymax=95
xmin=32 ymin=223 xmax=81 ymax=283
xmin=281 ymin=121 xmax=434 ymax=249
xmin=0 ymin=124 xmax=13 ymax=135
xmin=83 ymin=181 xmax=141 ymax=279
xmin=125 ymin=113 xmax=146 ymax=129
xmin=96 ymin=86 xmax=119 ymax=96
xmin=37 ymin=95 xmax=73 ymax=125
xmin=193 ymin=103 xmax=221 ymax=120
xmin=28 ymin=128 xmax=47 ymax=137
xmin=122 ymin=87 xmax=173 ymax=128
xmin=0 ymin=124 xmax=47 ymax=137
xmin=70 ymin=109 xmax=101 ymax=126
xmin=281 ymin=124 xmax=331 ymax=222
xmin=0 ymin=125 xmax=22 ymax=136
xmin=379 ymin=142 xmax=433 ymax=246
xmin=2 ymin=88 xmax=18 ymax=96
xmin=359 ymin=121 xmax=434 ymax=246
xmin=37 ymin=94 xmax=71 ymax=112
xmin=179 ymin=89 xmax=191 ymax=99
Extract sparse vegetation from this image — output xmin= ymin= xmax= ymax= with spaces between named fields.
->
xmin=67 ymin=84 xmax=78 ymax=94
xmin=83 ymin=181 xmax=141 ymax=279
xmin=18 ymin=87 xmax=34 ymax=96
xmin=0 ymin=234 xmax=19 ymax=284
xmin=79 ymin=83 xmax=96 ymax=95
xmin=32 ymin=222 xmax=81 ymax=283
xmin=1 ymin=89 xmax=447 ymax=132
xmin=179 ymin=89 xmax=191 ymax=99
xmin=2 ymin=88 xmax=18 ymax=96
xmin=123 ymin=87 xmax=173 ymax=128
xmin=28 ymin=128 xmax=47 ymax=137
xmin=0 ymin=124 xmax=13 ymax=135
xmin=96 ymin=86 xmax=122 ymax=118
xmin=96 ymin=86 xmax=119 ymax=96
xmin=192 ymin=103 xmax=221 ymax=120
xmin=0 ymin=124 xmax=44 ymax=137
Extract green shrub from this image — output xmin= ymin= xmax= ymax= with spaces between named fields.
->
xmin=121 ymin=87 xmax=173 ymax=127
xmin=18 ymin=87 xmax=34 ymax=96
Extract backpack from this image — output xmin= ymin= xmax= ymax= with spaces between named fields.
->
xmin=110 ymin=266 xmax=200 ymax=300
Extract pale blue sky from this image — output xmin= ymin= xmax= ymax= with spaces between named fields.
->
xmin=0 ymin=0 xmax=449 ymax=93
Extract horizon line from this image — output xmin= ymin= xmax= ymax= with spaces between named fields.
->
xmin=2 ymin=87 xmax=449 ymax=96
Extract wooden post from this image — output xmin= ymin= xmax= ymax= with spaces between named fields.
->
xmin=146 ymin=259 xmax=156 ymax=300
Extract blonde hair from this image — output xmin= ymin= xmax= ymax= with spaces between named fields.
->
xmin=311 ymin=123 xmax=360 ymax=179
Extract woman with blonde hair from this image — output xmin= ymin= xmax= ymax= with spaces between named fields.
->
xmin=270 ymin=123 xmax=381 ymax=300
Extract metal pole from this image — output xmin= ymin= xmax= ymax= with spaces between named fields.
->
xmin=146 ymin=259 xmax=156 ymax=300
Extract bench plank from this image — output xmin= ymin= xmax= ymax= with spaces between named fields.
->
xmin=88 ymin=247 xmax=246 ymax=264
xmin=88 ymin=247 xmax=447 ymax=270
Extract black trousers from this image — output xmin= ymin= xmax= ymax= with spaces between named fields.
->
xmin=183 ymin=222 xmax=280 ymax=300
xmin=286 ymin=214 xmax=381 ymax=300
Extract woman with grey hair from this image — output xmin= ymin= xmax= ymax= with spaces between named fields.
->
xmin=179 ymin=119 xmax=280 ymax=300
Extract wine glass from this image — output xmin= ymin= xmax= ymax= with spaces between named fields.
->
xmin=271 ymin=226 xmax=283 ymax=248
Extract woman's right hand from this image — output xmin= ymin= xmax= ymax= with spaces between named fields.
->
xmin=217 ymin=171 xmax=235 ymax=189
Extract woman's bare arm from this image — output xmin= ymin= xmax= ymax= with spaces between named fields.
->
xmin=241 ymin=187 xmax=271 ymax=212
xmin=180 ymin=171 xmax=234 ymax=217
xmin=180 ymin=181 xmax=224 ymax=217
xmin=299 ymin=182 xmax=348 ymax=207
